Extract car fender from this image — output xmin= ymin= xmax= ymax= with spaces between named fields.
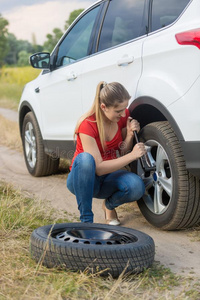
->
xmin=18 ymin=82 xmax=43 ymax=138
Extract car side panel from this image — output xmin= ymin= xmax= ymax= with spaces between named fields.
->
xmin=81 ymin=38 xmax=145 ymax=114
xmin=19 ymin=75 xmax=44 ymax=137
xmin=136 ymin=1 xmax=200 ymax=141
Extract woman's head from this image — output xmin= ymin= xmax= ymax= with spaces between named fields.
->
xmin=94 ymin=81 xmax=131 ymax=147
xmin=98 ymin=81 xmax=131 ymax=108
xmin=97 ymin=82 xmax=130 ymax=123
xmin=95 ymin=81 xmax=131 ymax=122
xmin=75 ymin=81 xmax=131 ymax=149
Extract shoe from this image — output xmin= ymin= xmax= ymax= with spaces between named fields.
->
xmin=102 ymin=200 xmax=120 ymax=226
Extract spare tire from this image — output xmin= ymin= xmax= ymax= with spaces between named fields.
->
xmin=30 ymin=223 xmax=155 ymax=277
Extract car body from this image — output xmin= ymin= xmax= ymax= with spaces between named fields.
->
xmin=19 ymin=0 xmax=200 ymax=230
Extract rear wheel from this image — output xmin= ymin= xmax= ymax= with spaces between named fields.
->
xmin=22 ymin=112 xmax=59 ymax=176
xmin=133 ymin=121 xmax=200 ymax=230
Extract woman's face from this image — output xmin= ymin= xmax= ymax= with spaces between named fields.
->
xmin=101 ymin=100 xmax=129 ymax=123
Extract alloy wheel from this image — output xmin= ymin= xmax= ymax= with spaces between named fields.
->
xmin=138 ymin=140 xmax=173 ymax=215
xmin=24 ymin=122 xmax=36 ymax=168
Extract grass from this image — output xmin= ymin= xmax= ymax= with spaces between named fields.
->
xmin=0 ymin=182 xmax=200 ymax=300
xmin=0 ymin=114 xmax=22 ymax=151
xmin=0 ymin=66 xmax=40 ymax=110
xmin=0 ymin=83 xmax=23 ymax=110
xmin=187 ymin=227 xmax=200 ymax=242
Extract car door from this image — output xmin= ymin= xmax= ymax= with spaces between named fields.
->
xmin=81 ymin=0 xmax=149 ymax=112
xmin=37 ymin=4 xmax=102 ymax=143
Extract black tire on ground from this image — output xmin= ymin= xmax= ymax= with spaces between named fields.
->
xmin=30 ymin=223 xmax=155 ymax=277
xmin=133 ymin=121 xmax=200 ymax=230
xmin=22 ymin=112 xmax=59 ymax=177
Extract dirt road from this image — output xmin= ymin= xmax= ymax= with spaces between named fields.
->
xmin=0 ymin=108 xmax=199 ymax=278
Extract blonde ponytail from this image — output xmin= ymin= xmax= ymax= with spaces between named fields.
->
xmin=95 ymin=82 xmax=106 ymax=150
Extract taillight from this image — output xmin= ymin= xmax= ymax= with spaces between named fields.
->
xmin=175 ymin=28 xmax=200 ymax=49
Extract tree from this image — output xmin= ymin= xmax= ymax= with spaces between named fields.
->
xmin=3 ymin=33 xmax=18 ymax=65
xmin=32 ymin=33 xmax=37 ymax=49
xmin=0 ymin=14 xmax=9 ymax=66
xmin=64 ymin=9 xmax=84 ymax=30
xmin=16 ymin=39 xmax=34 ymax=54
xmin=43 ymin=28 xmax=63 ymax=53
xmin=18 ymin=50 xmax=31 ymax=66
xmin=31 ymin=33 xmax=43 ymax=53
xmin=4 ymin=35 xmax=37 ymax=65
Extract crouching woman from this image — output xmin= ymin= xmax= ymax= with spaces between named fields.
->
xmin=67 ymin=81 xmax=146 ymax=225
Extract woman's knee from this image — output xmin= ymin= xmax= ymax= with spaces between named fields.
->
xmin=67 ymin=152 xmax=96 ymax=193
xmin=75 ymin=152 xmax=96 ymax=172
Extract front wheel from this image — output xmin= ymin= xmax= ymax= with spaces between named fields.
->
xmin=133 ymin=121 xmax=200 ymax=230
xmin=22 ymin=112 xmax=59 ymax=176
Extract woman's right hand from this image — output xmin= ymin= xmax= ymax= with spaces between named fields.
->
xmin=131 ymin=142 xmax=146 ymax=160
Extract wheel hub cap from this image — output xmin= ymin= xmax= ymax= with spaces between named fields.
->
xmin=153 ymin=172 xmax=157 ymax=182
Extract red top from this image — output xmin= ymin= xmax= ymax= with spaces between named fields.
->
xmin=70 ymin=109 xmax=130 ymax=170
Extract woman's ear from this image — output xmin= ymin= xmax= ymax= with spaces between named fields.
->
xmin=100 ymin=103 xmax=106 ymax=111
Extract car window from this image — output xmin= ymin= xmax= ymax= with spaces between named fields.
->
xmin=55 ymin=5 xmax=100 ymax=68
xmin=98 ymin=0 xmax=148 ymax=52
xmin=151 ymin=0 xmax=191 ymax=32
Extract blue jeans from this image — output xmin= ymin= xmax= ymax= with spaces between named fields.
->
xmin=67 ymin=152 xmax=145 ymax=223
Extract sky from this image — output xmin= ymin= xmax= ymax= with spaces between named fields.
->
xmin=0 ymin=0 xmax=95 ymax=45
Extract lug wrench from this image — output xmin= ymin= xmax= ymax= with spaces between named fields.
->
xmin=134 ymin=131 xmax=156 ymax=177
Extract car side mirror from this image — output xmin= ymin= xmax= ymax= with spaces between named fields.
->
xmin=30 ymin=52 xmax=51 ymax=70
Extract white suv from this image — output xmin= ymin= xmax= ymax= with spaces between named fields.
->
xmin=19 ymin=0 xmax=200 ymax=230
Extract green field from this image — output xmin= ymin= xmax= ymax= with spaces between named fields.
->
xmin=0 ymin=66 xmax=40 ymax=110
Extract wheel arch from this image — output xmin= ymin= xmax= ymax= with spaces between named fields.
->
xmin=19 ymin=101 xmax=41 ymax=138
xmin=128 ymin=96 xmax=184 ymax=141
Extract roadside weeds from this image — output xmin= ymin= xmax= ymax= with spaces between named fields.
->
xmin=0 ymin=114 xmax=22 ymax=151
xmin=0 ymin=182 xmax=200 ymax=300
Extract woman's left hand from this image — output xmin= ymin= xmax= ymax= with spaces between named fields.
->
xmin=126 ymin=117 xmax=140 ymax=137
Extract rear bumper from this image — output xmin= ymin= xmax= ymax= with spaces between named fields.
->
xmin=180 ymin=141 xmax=200 ymax=178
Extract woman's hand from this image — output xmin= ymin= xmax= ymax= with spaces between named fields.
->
xmin=126 ymin=117 xmax=140 ymax=138
xmin=131 ymin=142 xmax=146 ymax=160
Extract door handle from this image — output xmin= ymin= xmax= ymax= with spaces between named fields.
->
xmin=117 ymin=56 xmax=134 ymax=66
xmin=67 ymin=72 xmax=77 ymax=81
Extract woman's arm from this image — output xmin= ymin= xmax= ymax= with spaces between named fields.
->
xmin=80 ymin=133 xmax=146 ymax=176
xmin=120 ymin=117 xmax=140 ymax=155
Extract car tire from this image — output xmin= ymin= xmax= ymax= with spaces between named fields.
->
xmin=133 ymin=121 xmax=200 ymax=230
xmin=22 ymin=112 xmax=59 ymax=177
xmin=30 ymin=223 xmax=155 ymax=277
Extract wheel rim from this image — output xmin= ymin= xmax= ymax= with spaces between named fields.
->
xmin=24 ymin=122 xmax=36 ymax=168
xmin=138 ymin=140 xmax=173 ymax=215
xmin=52 ymin=227 xmax=138 ymax=245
